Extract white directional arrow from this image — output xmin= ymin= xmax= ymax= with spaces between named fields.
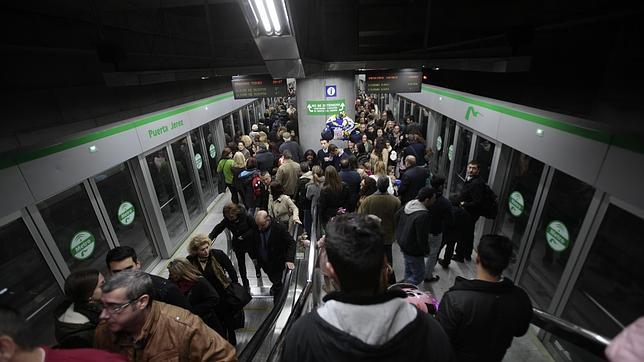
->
xmin=340 ymin=102 xmax=345 ymax=111
xmin=307 ymin=104 xmax=313 ymax=112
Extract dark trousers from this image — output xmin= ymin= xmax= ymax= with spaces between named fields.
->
xmin=234 ymin=249 xmax=261 ymax=287
xmin=384 ymin=243 xmax=396 ymax=285
xmin=266 ymin=268 xmax=285 ymax=304
xmin=215 ymin=303 xmax=237 ymax=346
xmin=227 ymin=183 xmax=239 ymax=204
xmin=455 ymin=212 xmax=478 ymax=259
xmin=440 ymin=239 xmax=457 ymax=264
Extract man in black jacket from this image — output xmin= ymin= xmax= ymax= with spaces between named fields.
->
xmin=255 ymin=143 xmax=275 ymax=174
xmin=106 ymin=246 xmax=191 ymax=311
xmin=398 ymin=155 xmax=430 ymax=205
xmin=437 ymin=234 xmax=533 ymax=362
xmin=252 ymin=210 xmax=295 ymax=302
xmin=394 ymin=187 xmax=437 ymax=285
xmin=283 ymin=213 xmax=453 ymax=362
xmin=317 ymin=138 xmax=333 ymax=170
xmin=454 ymin=160 xmax=488 ymax=262
xmin=424 ymin=175 xmax=454 ymax=282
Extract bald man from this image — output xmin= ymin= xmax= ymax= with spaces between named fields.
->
xmin=253 ymin=210 xmax=296 ymax=302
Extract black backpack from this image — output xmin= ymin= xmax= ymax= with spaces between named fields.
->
xmin=479 ymin=184 xmax=499 ymax=219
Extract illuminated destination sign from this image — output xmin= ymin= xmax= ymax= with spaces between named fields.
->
xmin=231 ymin=75 xmax=288 ymax=99
xmin=365 ymin=69 xmax=422 ymax=93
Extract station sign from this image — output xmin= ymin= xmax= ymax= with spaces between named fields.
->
xmin=365 ymin=68 xmax=422 ymax=93
xmin=232 ymin=75 xmax=288 ymax=99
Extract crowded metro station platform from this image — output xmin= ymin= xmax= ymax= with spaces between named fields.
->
xmin=1 ymin=1 xmax=643 ymax=361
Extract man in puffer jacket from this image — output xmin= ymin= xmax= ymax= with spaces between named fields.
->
xmin=394 ymin=187 xmax=437 ymax=285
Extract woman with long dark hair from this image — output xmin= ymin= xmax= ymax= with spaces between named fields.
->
xmin=317 ymin=166 xmax=350 ymax=225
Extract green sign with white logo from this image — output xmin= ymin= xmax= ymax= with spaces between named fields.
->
xmin=546 ymin=220 xmax=570 ymax=252
xmin=118 ymin=201 xmax=135 ymax=226
xmin=508 ymin=191 xmax=524 ymax=217
xmin=436 ymin=136 xmax=443 ymax=151
xmin=70 ymin=231 xmax=96 ymax=260
xmin=306 ymin=99 xmax=346 ymax=115
xmin=448 ymin=145 xmax=454 ymax=161
xmin=209 ymin=144 xmax=216 ymax=159
xmin=195 ymin=153 xmax=203 ymax=169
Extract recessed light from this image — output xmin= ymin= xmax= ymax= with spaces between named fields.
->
xmin=201 ymin=76 xmax=209 ymax=80
xmin=536 ymin=129 xmax=544 ymax=137
xmin=205 ymin=106 xmax=208 ymax=110
xmin=89 ymin=145 xmax=98 ymax=153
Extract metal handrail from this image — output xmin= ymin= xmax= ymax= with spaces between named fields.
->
xmin=237 ymin=223 xmax=301 ymax=362
xmin=531 ymin=307 xmax=611 ymax=358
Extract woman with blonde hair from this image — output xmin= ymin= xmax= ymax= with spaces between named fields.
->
xmin=167 ymin=258 xmax=222 ymax=333
xmin=186 ymin=234 xmax=240 ymax=346
xmin=268 ymin=181 xmax=301 ymax=232
xmin=369 ymin=160 xmax=394 ymax=194
xmin=232 ymin=152 xmax=247 ymax=205
xmin=369 ymin=137 xmax=389 ymax=171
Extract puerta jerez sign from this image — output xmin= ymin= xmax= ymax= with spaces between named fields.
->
xmin=232 ymin=75 xmax=288 ymax=99
xmin=365 ymin=68 xmax=422 ymax=94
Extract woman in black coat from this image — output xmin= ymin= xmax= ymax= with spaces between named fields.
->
xmin=317 ymin=166 xmax=350 ymax=226
xmin=208 ymin=202 xmax=260 ymax=288
xmin=187 ymin=234 xmax=241 ymax=346
xmin=167 ymin=258 xmax=223 ymax=333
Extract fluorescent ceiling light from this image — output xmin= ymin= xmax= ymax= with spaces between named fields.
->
xmin=280 ymin=0 xmax=289 ymax=27
xmin=253 ymin=0 xmax=272 ymax=33
xmin=248 ymin=1 xmax=259 ymax=24
xmin=266 ymin=0 xmax=282 ymax=33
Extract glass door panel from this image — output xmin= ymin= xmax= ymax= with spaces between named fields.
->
xmin=242 ymin=107 xmax=251 ymax=134
xmin=202 ymin=123 xmax=221 ymax=196
xmin=553 ymin=204 xmax=644 ymax=361
xmin=145 ymin=148 xmax=187 ymax=243
xmin=493 ymin=151 xmax=545 ymax=277
xmin=433 ymin=115 xmax=447 ymax=175
xmin=94 ymin=163 xmax=158 ymax=269
xmin=449 ymin=127 xmax=473 ymax=198
xmin=190 ymin=129 xmax=214 ymax=205
xmin=473 ymin=136 xmax=496 ymax=182
xmin=171 ymin=137 xmax=202 ymax=225
xmin=232 ymin=110 xmax=243 ymax=137
xmin=519 ymin=170 xmax=595 ymax=309
xmin=37 ymin=184 xmax=111 ymax=273
xmin=0 ymin=217 xmax=64 ymax=345
xmin=223 ymin=116 xmax=234 ymax=143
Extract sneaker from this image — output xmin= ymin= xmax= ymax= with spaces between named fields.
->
xmin=424 ymin=275 xmax=440 ymax=283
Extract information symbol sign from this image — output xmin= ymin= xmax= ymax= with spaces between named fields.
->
xmin=326 ymin=85 xmax=337 ymax=97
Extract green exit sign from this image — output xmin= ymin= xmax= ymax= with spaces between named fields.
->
xmin=306 ymin=99 xmax=346 ymax=115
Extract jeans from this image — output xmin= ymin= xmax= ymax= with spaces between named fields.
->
xmin=227 ymin=183 xmax=239 ymax=204
xmin=425 ymin=233 xmax=442 ymax=278
xmin=403 ymin=254 xmax=425 ymax=285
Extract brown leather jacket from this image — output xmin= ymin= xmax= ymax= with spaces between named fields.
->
xmin=94 ymin=301 xmax=237 ymax=361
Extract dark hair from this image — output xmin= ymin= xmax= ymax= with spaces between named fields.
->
xmin=300 ymin=161 xmax=310 ymax=173
xmin=359 ymin=177 xmax=378 ymax=198
xmin=282 ymin=149 xmax=293 ymax=160
xmin=477 ymin=235 xmax=513 ymax=276
xmin=325 ymin=213 xmax=384 ymax=293
xmin=0 ymin=307 xmax=34 ymax=349
xmin=430 ymin=175 xmax=446 ymax=189
xmin=324 ymin=166 xmax=342 ymax=193
xmin=340 ymin=158 xmax=350 ymax=170
xmin=304 ymin=149 xmax=317 ymax=163
xmin=417 ymin=186 xmax=438 ymax=202
xmin=106 ymin=246 xmax=138 ymax=268
xmin=376 ymin=176 xmax=390 ymax=193
xmin=246 ymin=157 xmax=258 ymax=169
xmin=348 ymin=155 xmax=358 ymax=170
xmin=373 ymin=137 xmax=386 ymax=155
xmin=467 ymin=160 xmax=480 ymax=168
xmin=270 ymin=181 xmax=284 ymax=198
xmin=328 ymin=144 xmax=338 ymax=153
xmin=64 ymin=269 xmax=100 ymax=304
xmin=221 ymin=147 xmax=232 ymax=159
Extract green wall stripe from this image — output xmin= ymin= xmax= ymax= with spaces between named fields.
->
xmin=420 ymin=85 xmax=611 ymax=143
xmin=3 ymin=91 xmax=236 ymax=169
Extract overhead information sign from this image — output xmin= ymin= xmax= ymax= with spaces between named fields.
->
xmin=306 ymin=99 xmax=346 ymax=115
xmin=365 ymin=68 xmax=422 ymax=93
xmin=232 ymin=75 xmax=287 ymax=99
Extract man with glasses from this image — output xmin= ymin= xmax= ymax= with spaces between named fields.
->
xmin=106 ymin=246 xmax=190 ymax=310
xmin=94 ymin=271 xmax=237 ymax=361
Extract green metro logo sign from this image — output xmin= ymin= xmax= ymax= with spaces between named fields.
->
xmin=465 ymin=105 xmax=482 ymax=121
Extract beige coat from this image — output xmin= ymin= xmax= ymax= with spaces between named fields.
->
xmin=268 ymin=194 xmax=300 ymax=232
xmin=275 ymin=159 xmax=301 ymax=196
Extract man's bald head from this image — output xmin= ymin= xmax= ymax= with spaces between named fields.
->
xmin=255 ymin=210 xmax=271 ymax=230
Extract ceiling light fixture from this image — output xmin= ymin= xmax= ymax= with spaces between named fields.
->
xmin=253 ymin=0 xmax=273 ymax=33
xmin=265 ymin=0 xmax=281 ymax=33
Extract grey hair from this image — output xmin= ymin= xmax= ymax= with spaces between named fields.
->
xmin=376 ymin=176 xmax=390 ymax=193
xmin=102 ymin=270 xmax=154 ymax=303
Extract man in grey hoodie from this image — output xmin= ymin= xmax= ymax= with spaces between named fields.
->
xmin=282 ymin=213 xmax=452 ymax=362
xmin=395 ymin=187 xmax=438 ymax=285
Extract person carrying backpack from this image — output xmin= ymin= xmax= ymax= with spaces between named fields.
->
xmin=453 ymin=160 xmax=498 ymax=262
xmin=239 ymin=157 xmax=261 ymax=215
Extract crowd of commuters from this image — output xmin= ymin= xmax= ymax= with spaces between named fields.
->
xmin=5 ymin=97 xmax=637 ymax=361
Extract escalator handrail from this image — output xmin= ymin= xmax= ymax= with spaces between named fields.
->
xmin=531 ymin=307 xmax=611 ymax=358
xmin=237 ymin=223 xmax=300 ymax=362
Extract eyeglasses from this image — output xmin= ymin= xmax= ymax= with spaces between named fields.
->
xmin=101 ymin=296 xmax=141 ymax=315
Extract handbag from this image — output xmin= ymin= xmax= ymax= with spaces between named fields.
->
xmin=225 ymin=282 xmax=252 ymax=310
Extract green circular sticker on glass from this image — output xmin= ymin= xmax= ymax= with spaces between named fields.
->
xmin=117 ymin=201 xmax=135 ymax=226
xmin=448 ymin=145 xmax=454 ymax=161
xmin=70 ymin=231 xmax=95 ymax=260
xmin=195 ymin=153 xmax=203 ymax=169
xmin=508 ymin=191 xmax=524 ymax=217
xmin=436 ymin=136 xmax=443 ymax=151
xmin=546 ymin=220 xmax=569 ymax=252
xmin=209 ymin=144 xmax=216 ymax=159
